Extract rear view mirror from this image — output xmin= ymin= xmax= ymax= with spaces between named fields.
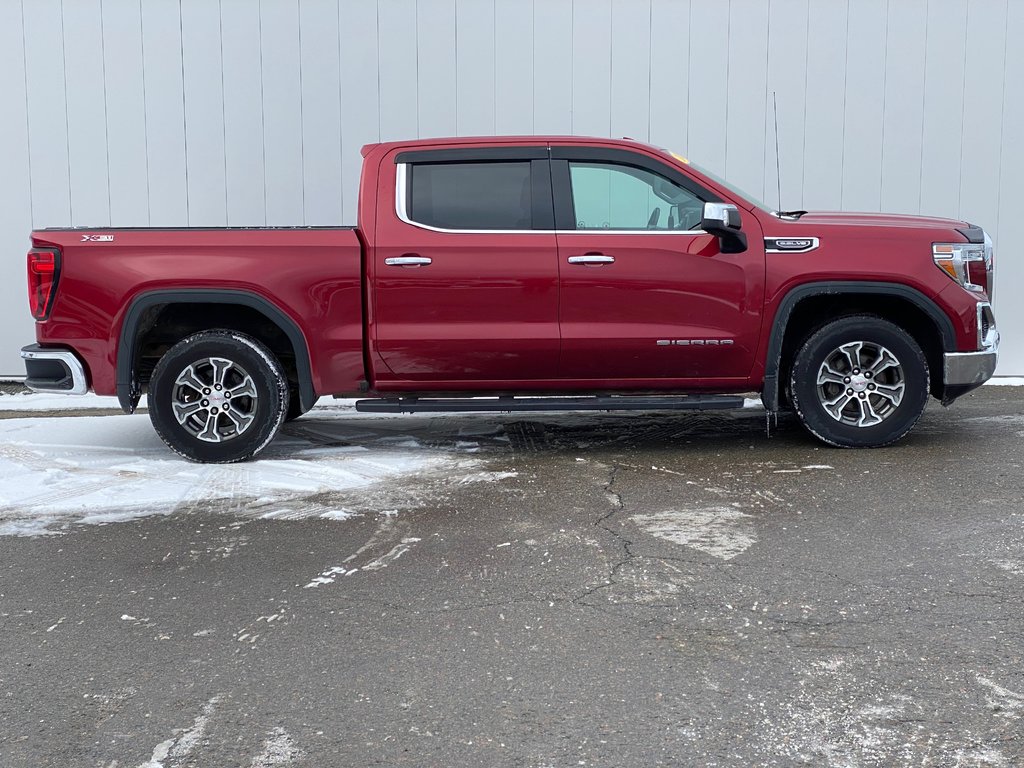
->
xmin=701 ymin=202 xmax=747 ymax=254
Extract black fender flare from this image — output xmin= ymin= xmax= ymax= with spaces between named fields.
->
xmin=116 ymin=289 xmax=316 ymax=414
xmin=761 ymin=281 xmax=957 ymax=412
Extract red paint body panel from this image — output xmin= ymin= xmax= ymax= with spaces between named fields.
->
xmin=32 ymin=228 xmax=364 ymax=396
xmin=29 ymin=136 xmax=991 ymax=403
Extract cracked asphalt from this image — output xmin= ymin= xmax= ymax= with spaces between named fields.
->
xmin=1 ymin=387 xmax=1023 ymax=767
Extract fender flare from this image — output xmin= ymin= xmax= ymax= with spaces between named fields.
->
xmin=761 ymin=281 xmax=957 ymax=411
xmin=116 ymin=289 xmax=316 ymax=414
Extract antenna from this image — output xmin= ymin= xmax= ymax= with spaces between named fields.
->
xmin=773 ymin=91 xmax=782 ymax=211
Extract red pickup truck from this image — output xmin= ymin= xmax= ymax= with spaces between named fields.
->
xmin=22 ymin=136 xmax=998 ymax=462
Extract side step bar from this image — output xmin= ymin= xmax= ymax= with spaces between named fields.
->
xmin=355 ymin=395 xmax=748 ymax=414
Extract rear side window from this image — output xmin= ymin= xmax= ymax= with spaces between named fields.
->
xmin=408 ymin=161 xmax=533 ymax=230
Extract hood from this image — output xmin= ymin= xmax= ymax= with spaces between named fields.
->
xmin=782 ymin=211 xmax=969 ymax=232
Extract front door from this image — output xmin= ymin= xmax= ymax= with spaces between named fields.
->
xmin=553 ymin=152 xmax=765 ymax=383
xmin=371 ymin=148 xmax=560 ymax=386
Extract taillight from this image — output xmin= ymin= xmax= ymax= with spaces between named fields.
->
xmin=27 ymin=248 xmax=61 ymax=320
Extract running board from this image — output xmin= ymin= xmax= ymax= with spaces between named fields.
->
xmin=354 ymin=395 xmax=747 ymax=414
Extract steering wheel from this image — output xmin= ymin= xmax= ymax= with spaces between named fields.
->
xmin=646 ymin=208 xmax=661 ymax=229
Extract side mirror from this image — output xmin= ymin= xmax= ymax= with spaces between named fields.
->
xmin=700 ymin=202 xmax=748 ymax=254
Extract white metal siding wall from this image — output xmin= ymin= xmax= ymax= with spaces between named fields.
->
xmin=1 ymin=0 xmax=1020 ymax=375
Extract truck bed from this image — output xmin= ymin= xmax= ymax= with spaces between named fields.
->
xmin=31 ymin=226 xmax=366 ymax=399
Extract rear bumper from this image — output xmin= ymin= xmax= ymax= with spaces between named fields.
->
xmin=940 ymin=327 xmax=999 ymax=405
xmin=20 ymin=344 xmax=89 ymax=395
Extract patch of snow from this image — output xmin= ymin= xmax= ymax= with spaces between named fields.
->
xmin=455 ymin=470 xmax=518 ymax=484
xmin=985 ymin=377 xmax=1024 ymax=386
xmin=137 ymin=695 xmax=220 ymax=768
xmin=0 ymin=413 xmax=469 ymax=536
xmin=630 ymin=507 xmax=756 ymax=560
xmin=993 ymin=559 xmax=1024 ymax=577
xmin=802 ymin=464 xmax=834 ymax=470
xmin=742 ymin=397 xmax=764 ymax=409
xmin=250 ymin=727 xmax=303 ymax=767
xmin=0 ymin=393 xmax=147 ymax=411
xmin=977 ymin=676 xmax=1024 ymax=720
xmin=362 ymin=536 xmax=421 ymax=571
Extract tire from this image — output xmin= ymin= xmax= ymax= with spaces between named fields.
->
xmin=148 ymin=330 xmax=289 ymax=463
xmin=789 ymin=315 xmax=929 ymax=448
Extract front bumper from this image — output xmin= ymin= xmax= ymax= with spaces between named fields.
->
xmin=940 ymin=316 xmax=999 ymax=404
xmin=20 ymin=344 xmax=89 ymax=395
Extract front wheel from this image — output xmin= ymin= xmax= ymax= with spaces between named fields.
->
xmin=148 ymin=330 xmax=289 ymax=462
xmin=789 ymin=315 xmax=929 ymax=448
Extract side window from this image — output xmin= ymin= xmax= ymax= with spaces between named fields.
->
xmin=568 ymin=161 xmax=705 ymax=231
xmin=407 ymin=161 xmax=533 ymax=230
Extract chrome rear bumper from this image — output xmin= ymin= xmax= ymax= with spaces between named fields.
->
xmin=20 ymin=345 xmax=89 ymax=395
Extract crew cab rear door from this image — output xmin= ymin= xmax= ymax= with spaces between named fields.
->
xmin=551 ymin=146 xmax=765 ymax=382
xmin=370 ymin=146 xmax=559 ymax=385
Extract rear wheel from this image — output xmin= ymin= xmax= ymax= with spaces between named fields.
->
xmin=149 ymin=330 xmax=289 ymax=462
xmin=789 ymin=315 xmax=929 ymax=448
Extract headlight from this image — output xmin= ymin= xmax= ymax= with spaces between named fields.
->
xmin=933 ymin=233 xmax=993 ymax=296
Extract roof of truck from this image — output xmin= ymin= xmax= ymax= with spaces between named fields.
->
xmin=360 ymin=135 xmax=648 ymax=156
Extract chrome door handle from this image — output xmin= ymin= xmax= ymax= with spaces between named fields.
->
xmin=385 ymin=255 xmax=432 ymax=267
xmin=567 ymin=254 xmax=615 ymax=265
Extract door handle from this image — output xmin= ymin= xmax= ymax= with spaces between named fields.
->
xmin=567 ymin=254 xmax=615 ymax=265
xmin=385 ymin=255 xmax=432 ymax=267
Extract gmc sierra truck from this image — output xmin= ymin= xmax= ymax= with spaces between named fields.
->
xmin=21 ymin=136 xmax=999 ymax=462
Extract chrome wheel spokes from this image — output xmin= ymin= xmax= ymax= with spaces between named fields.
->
xmin=171 ymin=357 xmax=259 ymax=443
xmin=815 ymin=341 xmax=906 ymax=428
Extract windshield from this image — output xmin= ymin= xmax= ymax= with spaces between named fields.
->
xmin=660 ymin=149 xmax=774 ymax=213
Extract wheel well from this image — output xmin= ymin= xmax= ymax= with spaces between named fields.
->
xmin=134 ymin=303 xmax=298 ymax=393
xmin=777 ymin=294 xmax=945 ymax=402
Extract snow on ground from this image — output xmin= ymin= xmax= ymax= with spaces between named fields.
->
xmin=0 ymin=406 xmax=478 ymax=537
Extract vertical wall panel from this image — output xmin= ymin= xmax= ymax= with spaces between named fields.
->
xmin=687 ymin=0 xmax=729 ymax=175
xmin=0 ymin=0 xmax=33 ymax=231
xmin=533 ymin=0 xmax=572 ymax=134
xmin=181 ymin=0 xmax=226 ymax=226
xmin=996 ymin=0 xmax=1024 ymax=373
xmin=23 ymin=0 xmax=72 ymax=226
xmin=378 ymin=0 xmax=418 ymax=141
xmin=102 ymin=0 xmax=149 ymax=226
xmin=764 ymin=0 xmax=808 ymax=210
xmin=726 ymin=0 xmax=769 ymax=204
xmin=571 ymin=0 xmax=612 ymax=137
xmin=417 ymin=0 xmax=458 ymax=138
xmin=919 ymin=0 xmax=968 ymax=219
xmin=456 ymin=0 xmax=496 ymax=135
xmin=840 ymin=0 xmax=886 ymax=212
xmin=880 ymin=0 xmax=928 ymax=214
xmin=958 ymin=0 xmax=1007 ymax=228
xmin=339 ymin=1 xmax=380 ymax=224
xmin=261 ymin=0 xmax=304 ymax=224
xmin=300 ymin=0 xmax=343 ymax=225
xmin=648 ymin=0 xmax=689 ymax=153
xmin=802 ymin=0 xmax=847 ymax=210
xmin=221 ymin=0 xmax=265 ymax=225
xmin=609 ymin=0 xmax=651 ymax=142
xmin=494 ymin=0 xmax=533 ymax=134
xmin=0 ymin=0 xmax=36 ymax=358
xmin=62 ymin=0 xmax=111 ymax=226
xmin=141 ymin=0 xmax=187 ymax=226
